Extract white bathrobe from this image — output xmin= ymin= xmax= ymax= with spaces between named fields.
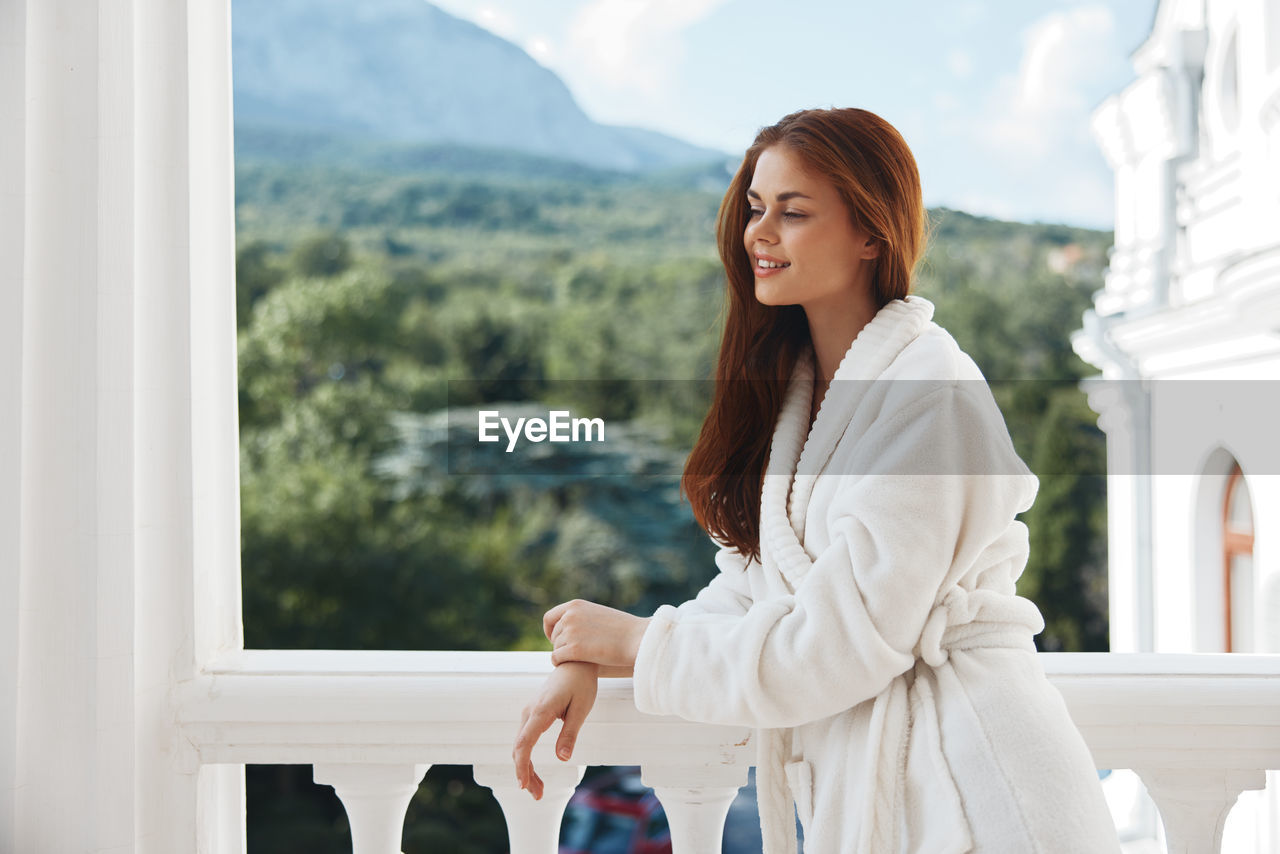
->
xmin=632 ymin=296 xmax=1119 ymax=853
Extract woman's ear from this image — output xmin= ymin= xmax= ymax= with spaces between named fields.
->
xmin=863 ymin=238 xmax=880 ymax=260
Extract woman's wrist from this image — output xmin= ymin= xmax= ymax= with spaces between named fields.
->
xmin=557 ymin=660 xmax=600 ymax=674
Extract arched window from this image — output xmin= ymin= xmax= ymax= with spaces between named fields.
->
xmin=1223 ymin=462 xmax=1255 ymax=652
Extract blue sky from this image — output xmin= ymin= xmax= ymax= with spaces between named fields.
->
xmin=430 ymin=0 xmax=1159 ymax=229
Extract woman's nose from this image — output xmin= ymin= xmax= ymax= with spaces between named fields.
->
xmin=747 ymin=214 xmax=776 ymax=244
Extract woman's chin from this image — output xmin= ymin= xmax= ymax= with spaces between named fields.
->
xmin=754 ymin=282 xmax=792 ymax=306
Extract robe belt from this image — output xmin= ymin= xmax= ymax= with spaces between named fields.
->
xmin=758 ymin=617 xmax=1038 ymax=854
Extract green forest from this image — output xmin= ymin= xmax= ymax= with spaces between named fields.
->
xmin=235 ymin=144 xmax=1111 ymax=851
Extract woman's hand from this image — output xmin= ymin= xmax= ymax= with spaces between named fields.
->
xmin=544 ymin=599 xmax=651 ymax=668
xmin=512 ymin=661 xmax=599 ymax=800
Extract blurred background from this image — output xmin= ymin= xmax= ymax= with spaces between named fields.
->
xmin=231 ymin=0 xmax=1154 ymax=850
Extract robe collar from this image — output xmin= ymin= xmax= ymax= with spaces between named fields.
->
xmin=759 ymin=295 xmax=935 ymax=590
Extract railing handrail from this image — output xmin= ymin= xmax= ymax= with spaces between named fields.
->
xmin=176 ymin=650 xmax=1280 ymax=769
xmin=200 ymin=648 xmax=1280 ymax=676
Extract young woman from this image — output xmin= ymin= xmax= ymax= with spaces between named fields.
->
xmin=511 ymin=108 xmax=1118 ymax=853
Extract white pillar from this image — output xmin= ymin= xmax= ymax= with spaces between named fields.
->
xmin=1084 ymin=375 xmax=1153 ymax=652
xmin=1138 ymin=768 xmax=1266 ymax=853
xmin=643 ymin=765 xmax=746 ymax=854
xmin=474 ymin=762 xmax=585 ymax=854
xmin=314 ymin=764 xmax=430 ymax=854
xmin=0 ymin=0 xmax=25 ymax=849
xmin=135 ymin=0 xmax=246 ymax=844
xmin=2 ymin=0 xmax=244 ymax=851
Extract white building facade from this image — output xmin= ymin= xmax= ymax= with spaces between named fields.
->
xmin=1076 ymin=0 xmax=1280 ymax=849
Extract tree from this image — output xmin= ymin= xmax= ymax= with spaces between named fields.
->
xmin=293 ymin=231 xmax=354 ymax=277
xmin=236 ymin=239 xmax=286 ymax=328
xmin=1021 ymin=389 xmax=1109 ymax=651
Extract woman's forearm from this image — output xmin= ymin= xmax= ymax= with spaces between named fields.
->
xmin=598 ymin=665 xmax=634 ymax=678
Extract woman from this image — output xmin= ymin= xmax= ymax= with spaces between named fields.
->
xmin=511 ymin=108 xmax=1118 ymax=853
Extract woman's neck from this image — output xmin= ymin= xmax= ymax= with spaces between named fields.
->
xmin=804 ymin=293 xmax=878 ymax=385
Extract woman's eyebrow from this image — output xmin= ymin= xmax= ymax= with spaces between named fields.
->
xmin=746 ymin=188 xmax=813 ymax=202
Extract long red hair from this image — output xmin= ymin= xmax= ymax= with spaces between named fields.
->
xmin=683 ymin=108 xmax=928 ymax=560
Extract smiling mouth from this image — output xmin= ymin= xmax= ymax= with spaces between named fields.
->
xmin=756 ymin=259 xmax=790 ymax=269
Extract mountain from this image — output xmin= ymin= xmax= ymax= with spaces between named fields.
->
xmin=231 ymin=0 xmax=727 ymax=172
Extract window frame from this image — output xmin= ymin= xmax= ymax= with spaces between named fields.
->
xmin=1222 ymin=462 xmax=1255 ymax=652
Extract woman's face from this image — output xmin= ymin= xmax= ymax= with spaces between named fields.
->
xmin=743 ymin=145 xmax=878 ymax=313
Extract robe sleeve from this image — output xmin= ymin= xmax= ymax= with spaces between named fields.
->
xmin=669 ymin=541 xmax=755 ymax=618
xmin=632 ymin=383 xmax=1037 ymax=729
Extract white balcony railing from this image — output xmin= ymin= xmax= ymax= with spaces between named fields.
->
xmin=175 ymin=651 xmax=1280 ymax=854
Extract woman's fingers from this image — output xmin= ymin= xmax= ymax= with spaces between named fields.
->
xmin=549 ymin=642 xmax=588 ymax=666
xmin=512 ymin=708 xmax=532 ymax=788
xmin=512 ymin=705 xmax=557 ymax=800
xmin=545 ymin=600 xmax=595 ymax=663
xmin=543 ymin=600 xmax=574 ymax=640
xmin=513 ymin=663 xmax=599 ymax=802
xmin=555 ymin=694 xmax=590 ymax=761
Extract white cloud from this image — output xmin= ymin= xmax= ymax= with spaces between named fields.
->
xmin=465 ymin=4 xmax=522 ymax=41
xmin=426 ymin=2 xmax=563 ymax=71
xmin=979 ymin=5 xmax=1119 ymax=160
xmin=525 ymin=35 xmax=554 ymax=63
xmin=567 ymin=0 xmax=731 ymax=97
xmin=951 ymin=4 xmax=1123 ymax=225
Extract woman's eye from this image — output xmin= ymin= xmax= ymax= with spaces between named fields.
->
xmin=783 ymin=211 xmax=806 ymax=220
xmin=747 ymin=207 xmax=763 ymax=218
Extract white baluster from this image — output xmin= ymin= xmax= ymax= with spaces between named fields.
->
xmin=473 ymin=762 xmax=585 ymax=854
xmin=313 ymin=763 xmax=430 ymax=854
xmin=642 ymin=765 xmax=747 ymax=854
xmin=1136 ymin=768 xmax=1265 ymax=854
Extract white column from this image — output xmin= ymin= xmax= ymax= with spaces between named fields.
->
xmin=187 ymin=0 xmax=245 ymax=669
xmin=1084 ymin=376 xmax=1153 ymax=652
xmin=314 ymin=764 xmax=430 ymax=854
xmin=1137 ymin=768 xmax=1266 ymax=853
xmin=0 ymin=0 xmax=24 ymax=850
xmin=13 ymin=2 xmax=134 ymax=848
xmin=474 ymin=762 xmax=585 ymax=854
xmin=3 ymin=0 xmax=244 ymax=851
xmin=0 ymin=0 xmax=25 ymax=849
xmin=643 ymin=765 xmax=746 ymax=854
xmin=134 ymin=0 xmax=245 ymax=848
